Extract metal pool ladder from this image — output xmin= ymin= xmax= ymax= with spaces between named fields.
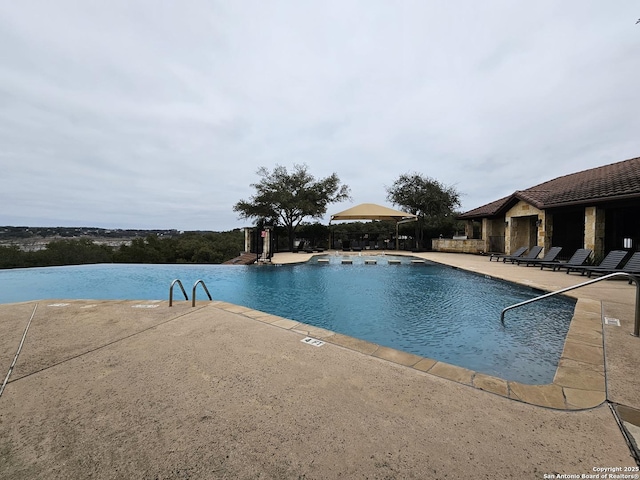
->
xmin=169 ymin=279 xmax=212 ymax=307
xmin=500 ymin=272 xmax=640 ymax=337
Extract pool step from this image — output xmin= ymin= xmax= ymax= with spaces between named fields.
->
xmin=321 ymin=259 xmax=408 ymax=265
xmin=223 ymin=252 xmax=257 ymax=265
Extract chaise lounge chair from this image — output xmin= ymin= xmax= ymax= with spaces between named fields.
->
xmin=505 ymin=245 xmax=542 ymax=264
xmin=540 ymin=248 xmax=592 ymax=271
xmin=585 ymin=251 xmax=640 ymax=279
xmin=514 ymin=246 xmax=563 ymax=266
xmin=489 ymin=247 xmax=527 ymax=262
xmin=564 ymin=250 xmax=628 ymax=275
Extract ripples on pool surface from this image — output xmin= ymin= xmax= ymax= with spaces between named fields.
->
xmin=0 ymin=256 xmax=575 ymax=384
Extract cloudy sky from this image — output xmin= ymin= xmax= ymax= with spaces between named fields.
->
xmin=1 ymin=1 xmax=639 ymax=231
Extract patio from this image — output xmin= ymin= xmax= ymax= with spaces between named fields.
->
xmin=0 ymin=251 xmax=638 ymax=478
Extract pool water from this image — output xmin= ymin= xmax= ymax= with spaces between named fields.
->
xmin=0 ymin=256 xmax=576 ymax=384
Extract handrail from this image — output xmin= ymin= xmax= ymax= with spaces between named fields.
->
xmin=169 ymin=279 xmax=189 ymax=307
xmin=192 ymin=279 xmax=212 ymax=307
xmin=500 ymin=272 xmax=640 ymax=337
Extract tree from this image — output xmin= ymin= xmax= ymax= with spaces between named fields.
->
xmin=0 ymin=245 xmax=27 ymax=268
xmin=234 ymin=164 xmax=351 ymax=251
xmin=297 ymin=222 xmax=331 ymax=249
xmin=34 ymin=238 xmax=114 ymax=266
xmin=386 ymin=173 xmax=462 ymax=249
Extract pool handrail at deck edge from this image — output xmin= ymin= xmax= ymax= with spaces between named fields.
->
xmin=500 ymin=272 xmax=640 ymax=337
xmin=192 ymin=279 xmax=212 ymax=307
xmin=169 ymin=279 xmax=189 ymax=307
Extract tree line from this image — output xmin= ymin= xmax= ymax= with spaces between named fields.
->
xmin=235 ymin=164 xmax=463 ymax=251
xmin=1 ymin=164 xmax=463 ymax=268
xmin=0 ymin=231 xmax=244 ymax=269
xmin=0 ymin=218 xmax=445 ymax=270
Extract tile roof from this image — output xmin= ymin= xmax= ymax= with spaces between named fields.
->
xmin=459 ymin=156 xmax=640 ymax=219
xmin=458 ymin=195 xmax=513 ymax=219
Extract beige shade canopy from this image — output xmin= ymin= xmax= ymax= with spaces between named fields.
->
xmin=330 ymin=203 xmax=418 ymax=250
xmin=330 ymin=203 xmax=418 ymax=222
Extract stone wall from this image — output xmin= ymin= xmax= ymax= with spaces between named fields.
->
xmin=432 ymin=238 xmax=486 ymax=254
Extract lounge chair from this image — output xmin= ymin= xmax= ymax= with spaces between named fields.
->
xmin=515 ymin=246 xmax=563 ymax=266
xmin=540 ymin=248 xmax=592 ymax=271
xmin=489 ymin=246 xmax=527 ymax=262
xmin=585 ymin=251 xmax=640 ymax=279
xmin=564 ymin=250 xmax=628 ymax=275
xmin=505 ymin=245 xmax=542 ymax=264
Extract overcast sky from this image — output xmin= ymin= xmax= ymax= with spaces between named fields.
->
xmin=1 ymin=1 xmax=639 ymax=231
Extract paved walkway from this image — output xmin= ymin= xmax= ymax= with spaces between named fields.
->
xmin=1 ymin=252 xmax=638 ymax=478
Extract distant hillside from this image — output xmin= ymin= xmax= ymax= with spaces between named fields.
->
xmin=0 ymin=226 xmax=176 ymax=252
xmin=0 ymin=228 xmax=245 ymax=267
xmin=0 ymin=226 xmax=222 ymax=252
xmin=0 ymin=226 xmax=181 ymax=239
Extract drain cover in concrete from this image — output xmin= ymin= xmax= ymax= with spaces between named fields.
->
xmin=301 ymin=337 xmax=325 ymax=347
xmin=604 ymin=317 xmax=621 ymax=326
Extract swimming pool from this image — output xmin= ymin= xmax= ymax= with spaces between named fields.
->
xmin=0 ymin=256 xmax=576 ymax=384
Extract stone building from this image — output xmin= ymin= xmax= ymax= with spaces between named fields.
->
xmin=452 ymin=156 xmax=640 ymax=260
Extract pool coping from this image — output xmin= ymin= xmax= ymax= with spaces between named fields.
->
xmin=261 ymin=251 xmax=607 ymax=410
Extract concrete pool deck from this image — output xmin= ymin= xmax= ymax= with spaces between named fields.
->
xmin=1 ymin=252 xmax=639 ymax=477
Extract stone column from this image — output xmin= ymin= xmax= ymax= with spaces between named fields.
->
xmin=244 ymin=227 xmax=252 ymax=253
xmin=543 ymin=212 xmax=553 ymax=252
xmin=481 ymin=218 xmax=489 ymax=253
xmin=465 ymin=220 xmax=474 ymax=239
xmin=584 ymin=207 xmax=605 ymax=259
xmin=262 ymin=227 xmax=273 ymax=261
